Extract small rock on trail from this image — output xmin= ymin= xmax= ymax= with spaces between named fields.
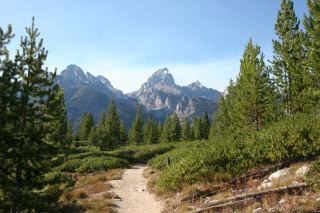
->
xmin=109 ymin=164 xmax=163 ymax=213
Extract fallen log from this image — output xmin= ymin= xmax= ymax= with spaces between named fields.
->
xmin=189 ymin=198 xmax=255 ymax=213
xmin=206 ymin=183 xmax=308 ymax=207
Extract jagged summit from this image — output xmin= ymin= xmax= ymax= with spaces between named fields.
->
xmin=56 ymin=64 xmax=124 ymax=99
xmin=147 ymin=67 xmax=175 ymax=87
xmin=188 ymin=80 xmax=205 ymax=91
xmin=60 ymin=64 xmax=86 ymax=82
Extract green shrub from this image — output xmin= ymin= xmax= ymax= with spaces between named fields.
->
xmin=306 ymin=159 xmax=320 ymax=191
xmin=76 ymin=156 xmax=130 ymax=173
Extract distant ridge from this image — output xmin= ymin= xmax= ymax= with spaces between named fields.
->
xmin=55 ymin=65 xmax=221 ymax=129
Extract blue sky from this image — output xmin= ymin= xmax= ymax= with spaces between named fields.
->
xmin=1 ymin=0 xmax=309 ymax=93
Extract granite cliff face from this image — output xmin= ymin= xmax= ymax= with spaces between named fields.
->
xmin=127 ymin=67 xmax=220 ymax=121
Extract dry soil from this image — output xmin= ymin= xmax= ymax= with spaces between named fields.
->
xmin=109 ymin=164 xmax=164 ymax=213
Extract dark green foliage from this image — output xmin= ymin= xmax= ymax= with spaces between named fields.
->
xmin=194 ymin=116 xmax=202 ymax=140
xmin=76 ymin=156 xmax=129 ymax=173
xmin=202 ymin=110 xmax=210 ymax=140
xmin=181 ymin=114 xmax=191 ymax=141
xmin=77 ymin=112 xmax=87 ymax=140
xmin=85 ymin=112 xmax=95 ymax=139
xmin=88 ymin=125 xmax=99 ymax=146
xmin=271 ymin=0 xmax=306 ymax=115
xmin=100 ymin=97 xmax=120 ymax=151
xmin=0 ymin=18 xmax=74 ymax=212
xmin=158 ymin=120 xmax=163 ymax=139
xmin=303 ymin=0 xmax=320 ymax=113
xmin=170 ymin=111 xmax=181 ymax=142
xmin=78 ymin=112 xmax=94 ymax=141
xmin=233 ymin=38 xmax=269 ymax=131
xmin=144 ymin=113 xmax=159 ymax=144
xmin=119 ymin=120 xmax=128 ymax=144
xmin=67 ymin=119 xmax=76 ymax=143
xmin=129 ymin=103 xmax=144 ymax=144
xmin=161 ymin=112 xmax=171 ymax=142
xmin=97 ymin=111 xmax=106 ymax=147
xmin=306 ymin=158 xmax=320 ymax=191
xmin=210 ymin=94 xmax=233 ymax=139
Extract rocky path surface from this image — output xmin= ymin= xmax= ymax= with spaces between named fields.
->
xmin=109 ymin=164 xmax=164 ymax=213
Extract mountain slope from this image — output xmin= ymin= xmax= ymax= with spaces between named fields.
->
xmin=56 ymin=65 xmax=220 ymax=130
xmin=127 ymin=67 xmax=220 ymax=122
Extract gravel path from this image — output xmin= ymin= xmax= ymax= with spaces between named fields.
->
xmin=109 ymin=164 xmax=164 ymax=213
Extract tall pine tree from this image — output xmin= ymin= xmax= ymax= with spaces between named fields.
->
xmin=202 ymin=110 xmax=211 ymax=140
xmin=181 ymin=114 xmax=191 ymax=141
xmin=232 ymin=38 xmax=268 ymax=131
xmin=129 ymin=103 xmax=144 ymax=145
xmin=119 ymin=120 xmax=128 ymax=145
xmin=144 ymin=113 xmax=159 ymax=144
xmin=161 ymin=112 xmax=171 ymax=142
xmin=100 ymin=97 xmax=120 ymax=151
xmin=303 ymin=0 xmax=320 ymax=112
xmin=0 ymin=18 xmax=74 ymax=212
xmin=170 ymin=111 xmax=181 ymax=142
xmin=271 ymin=0 xmax=304 ymax=115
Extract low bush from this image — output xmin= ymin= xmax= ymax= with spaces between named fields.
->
xmin=76 ymin=156 xmax=130 ymax=173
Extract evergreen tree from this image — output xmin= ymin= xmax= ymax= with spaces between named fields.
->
xmin=161 ymin=112 xmax=171 ymax=142
xmin=67 ymin=119 xmax=76 ymax=143
xmin=233 ymin=38 xmax=269 ymax=131
xmin=170 ymin=111 xmax=181 ymax=142
xmin=158 ymin=120 xmax=163 ymax=141
xmin=202 ymin=110 xmax=211 ymax=140
xmin=78 ymin=112 xmax=87 ymax=141
xmin=271 ymin=0 xmax=305 ymax=115
xmin=0 ymin=19 xmax=74 ymax=212
xmin=194 ymin=116 xmax=202 ymax=140
xmin=101 ymin=97 xmax=120 ymax=151
xmin=88 ymin=125 xmax=99 ymax=146
xmin=84 ymin=112 xmax=94 ymax=140
xmin=97 ymin=111 xmax=107 ymax=147
xmin=181 ymin=114 xmax=191 ymax=141
xmin=119 ymin=120 xmax=128 ymax=145
xmin=303 ymin=0 xmax=320 ymax=112
xmin=190 ymin=116 xmax=198 ymax=141
xmin=210 ymin=93 xmax=233 ymax=139
xmin=129 ymin=103 xmax=144 ymax=145
xmin=144 ymin=113 xmax=159 ymax=144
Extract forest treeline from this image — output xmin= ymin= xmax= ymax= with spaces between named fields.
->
xmin=75 ymin=100 xmax=211 ymax=150
xmin=2 ymin=0 xmax=320 ymax=212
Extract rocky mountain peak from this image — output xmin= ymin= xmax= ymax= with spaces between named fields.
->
xmin=97 ymin=75 xmax=112 ymax=87
xmin=147 ymin=67 xmax=176 ymax=87
xmin=60 ymin=64 xmax=86 ymax=82
xmin=188 ymin=80 xmax=205 ymax=91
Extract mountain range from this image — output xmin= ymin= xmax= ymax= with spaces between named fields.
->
xmin=55 ymin=65 xmax=221 ymax=130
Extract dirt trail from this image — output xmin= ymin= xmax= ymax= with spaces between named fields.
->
xmin=109 ymin=164 xmax=164 ymax=213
